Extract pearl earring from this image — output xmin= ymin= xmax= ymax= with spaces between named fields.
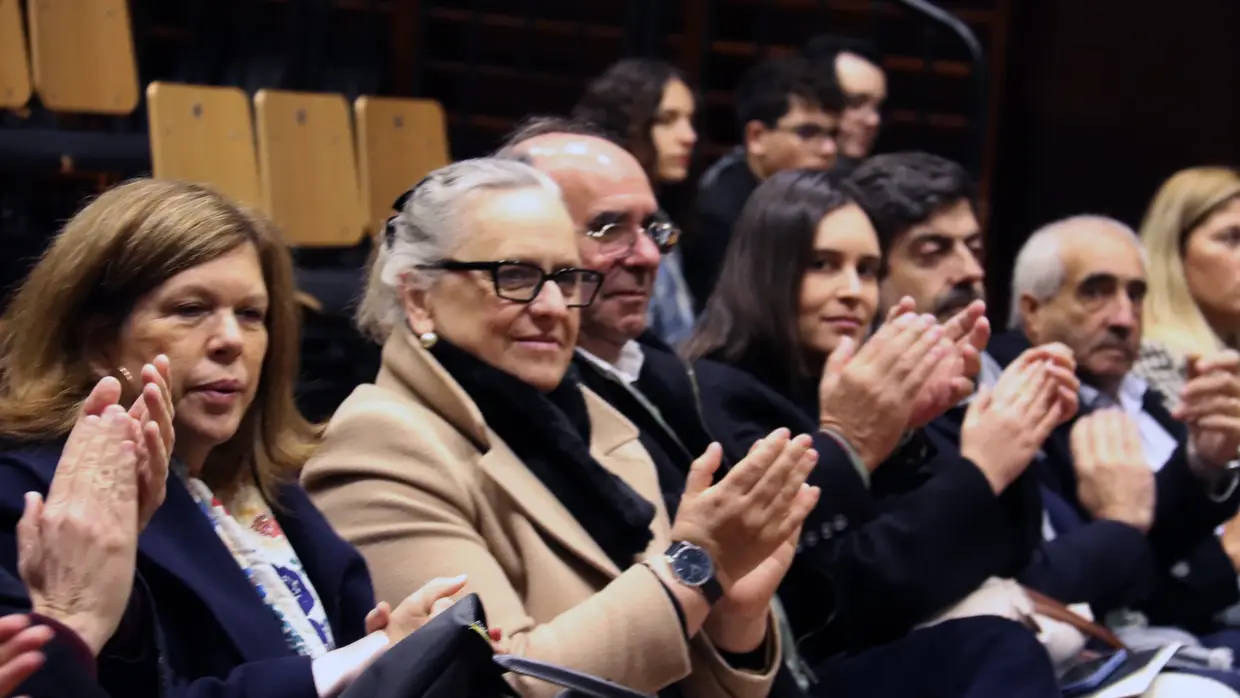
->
xmin=419 ymin=331 xmax=439 ymax=349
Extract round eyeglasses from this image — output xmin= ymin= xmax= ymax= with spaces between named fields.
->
xmin=582 ymin=210 xmax=681 ymax=259
xmin=417 ymin=260 xmax=605 ymax=308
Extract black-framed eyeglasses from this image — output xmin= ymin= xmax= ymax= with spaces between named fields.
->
xmin=417 ymin=260 xmax=604 ymax=308
xmin=582 ymin=209 xmax=681 ymax=259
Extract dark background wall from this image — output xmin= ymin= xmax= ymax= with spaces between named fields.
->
xmin=986 ymin=0 xmax=1240 ymax=326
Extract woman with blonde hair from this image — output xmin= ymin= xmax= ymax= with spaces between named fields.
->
xmin=0 ymin=179 xmax=470 ymax=697
xmin=1137 ymin=166 xmax=1240 ymax=411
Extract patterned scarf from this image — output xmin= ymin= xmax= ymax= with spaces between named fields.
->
xmin=183 ymin=473 xmax=336 ymax=658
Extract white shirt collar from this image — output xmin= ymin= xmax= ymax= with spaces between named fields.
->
xmin=576 ymin=340 xmax=646 ymax=385
xmin=1079 ymin=373 xmax=1149 ymax=415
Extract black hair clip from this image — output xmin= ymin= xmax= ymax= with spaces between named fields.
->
xmin=382 ymin=175 xmax=431 ymax=245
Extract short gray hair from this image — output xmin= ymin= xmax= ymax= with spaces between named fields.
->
xmin=356 ymin=157 xmax=563 ymax=342
xmin=1008 ymin=214 xmax=1144 ymax=330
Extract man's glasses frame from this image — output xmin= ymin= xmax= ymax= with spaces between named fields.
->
xmin=582 ymin=210 xmax=681 ymax=259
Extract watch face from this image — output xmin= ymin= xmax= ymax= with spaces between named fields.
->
xmin=671 ymin=545 xmax=714 ymax=586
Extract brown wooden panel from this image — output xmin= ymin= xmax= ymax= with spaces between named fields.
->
xmin=0 ymin=0 xmax=31 ymax=108
xmin=254 ymin=89 xmax=365 ymax=247
xmin=355 ymin=96 xmax=450 ymax=236
xmin=147 ymin=82 xmax=262 ymax=208
xmin=27 ymin=0 xmax=139 ymax=114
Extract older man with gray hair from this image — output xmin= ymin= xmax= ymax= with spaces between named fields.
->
xmin=985 ymin=214 xmax=1240 ymax=667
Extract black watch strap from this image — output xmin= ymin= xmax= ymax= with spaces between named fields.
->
xmin=665 ymin=541 xmax=723 ymax=604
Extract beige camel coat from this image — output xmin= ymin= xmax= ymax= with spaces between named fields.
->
xmin=302 ymin=328 xmax=780 ymax=697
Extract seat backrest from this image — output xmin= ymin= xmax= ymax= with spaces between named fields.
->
xmin=254 ymin=89 xmax=365 ymax=248
xmin=147 ymin=82 xmax=262 ymax=208
xmin=0 ymin=0 xmax=31 ymax=108
xmin=26 ymin=0 xmax=138 ymax=114
xmin=354 ymin=96 xmax=450 ymax=235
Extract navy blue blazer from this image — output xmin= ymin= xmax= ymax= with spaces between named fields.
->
xmin=0 ymin=442 xmax=377 ymax=698
xmin=925 ymin=404 xmax=1159 ymax=614
xmin=694 ymin=352 xmax=1043 ymax=662
xmin=1027 ymin=486 xmax=1159 ymax=612
xmin=988 ymin=330 xmax=1240 ymax=633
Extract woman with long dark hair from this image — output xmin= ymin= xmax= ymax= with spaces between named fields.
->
xmin=681 ymin=169 xmax=1077 ymax=697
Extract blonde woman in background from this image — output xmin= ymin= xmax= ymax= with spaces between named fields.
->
xmin=1137 ymin=166 xmax=1240 ymax=412
xmin=1135 ymin=166 xmax=1240 ymax=632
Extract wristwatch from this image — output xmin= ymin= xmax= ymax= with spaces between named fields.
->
xmin=664 ymin=541 xmax=723 ymax=604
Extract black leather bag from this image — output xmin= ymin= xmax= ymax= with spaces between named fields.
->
xmin=340 ymin=594 xmax=655 ymax=698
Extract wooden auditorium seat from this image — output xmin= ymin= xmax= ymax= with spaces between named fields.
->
xmin=354 ymin=96 xmax=450 ymax=236
xmin=0 ymin=0 xmax=31 ymax=109
xmin=254 ymin=91 xmax=379 ymax=422
xmin=253 ymin=89 xmax=366 ymax=248
xmin=146 ymin=83 xmax=262 ymax=208
xmin=26 ymin=0 xmax=138 ymax=114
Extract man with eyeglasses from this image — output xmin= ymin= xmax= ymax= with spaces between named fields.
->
xmin=804 ymin=35 xmax=887 ymax=167
xmin=685 ymin=55 xmax=844 ymax=309
xmin=498 ymin=118 xmax=1070 ymax=698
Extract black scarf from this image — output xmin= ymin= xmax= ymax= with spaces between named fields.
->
xmin=430 ymin=339 xmax=656 ymax=570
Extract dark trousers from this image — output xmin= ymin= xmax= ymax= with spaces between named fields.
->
xmin=811 ymin=617 xmax=1061 ymax=698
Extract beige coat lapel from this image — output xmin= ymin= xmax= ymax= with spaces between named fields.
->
xmin=380 ymin=329 xmax=651 ymax=580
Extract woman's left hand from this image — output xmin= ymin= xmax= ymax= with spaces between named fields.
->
xmin=704 ymin=530 xmax=798 ymax=653
xmin=123 ymin=356 xmax=174 ymax=531
xmin=906 ymin=301 xmax=990 ymax=428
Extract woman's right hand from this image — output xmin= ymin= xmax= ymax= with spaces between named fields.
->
xmin=670 ymin=430 xmax=819 ymax=589
xmin=378 ymin=575 xmax=469 ymax=646
xmin=312 ymin=576 xmax=474 ymax=698
xmin=16 ymin=380 xmax=144 ymax=657
xmin=818 ymin=308 xmax=952 ymax=470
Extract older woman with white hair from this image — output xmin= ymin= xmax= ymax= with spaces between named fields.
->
xmin=302 ymin=157 xmax=821 ymax=698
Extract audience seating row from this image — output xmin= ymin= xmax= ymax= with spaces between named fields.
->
xmin=1 ymin=0 xmax=136 ymax=114
xmin=148 ymin=84 xmax=449 ymax=247
xmin=2 ymin=0 xmax=451 ymax=248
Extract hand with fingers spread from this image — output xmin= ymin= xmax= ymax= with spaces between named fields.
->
xmin=17 ymin=380 xmax=144 ymax=657
xmin=1071 ymin=410 xmax=1155 ymax=532
xmin=961 ymin=346 xmax=1078 ymax=493
xmin=0 ymin=614 xmax=54 ymax=697
xmin=669 ymin=431 xmax=821 ymax=592
xmin=818 ymin=303 xmax=952 ymax=470
xmin=905 ymin=300 xmax=993 ymax=428
xmin=665 ymin=432 xmax=820 ymax=653
xmin=1173 ymin=350 xmax=1240 ymax=467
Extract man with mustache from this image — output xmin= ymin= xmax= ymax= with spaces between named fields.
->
xmin=990 ymin=215 xmax=1240 ymax=659
xmin=497 ymin=118 xmax=1070 ymax=698
xmin=849 ymin=156 xmax=1240 ymax=673
xmin=847 ymin=152 xmax=986 ymax=325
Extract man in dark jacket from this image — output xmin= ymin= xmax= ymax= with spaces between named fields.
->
xmin=686 ymin=56 xmax=843 ymax=308
xmin=996 ymin=215 xmax=1240 ymax=642
xmin=848 ymin=153 xmax=1240 ymax=643
xmin=499 ymin=118 xmax=1067 ymax=698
